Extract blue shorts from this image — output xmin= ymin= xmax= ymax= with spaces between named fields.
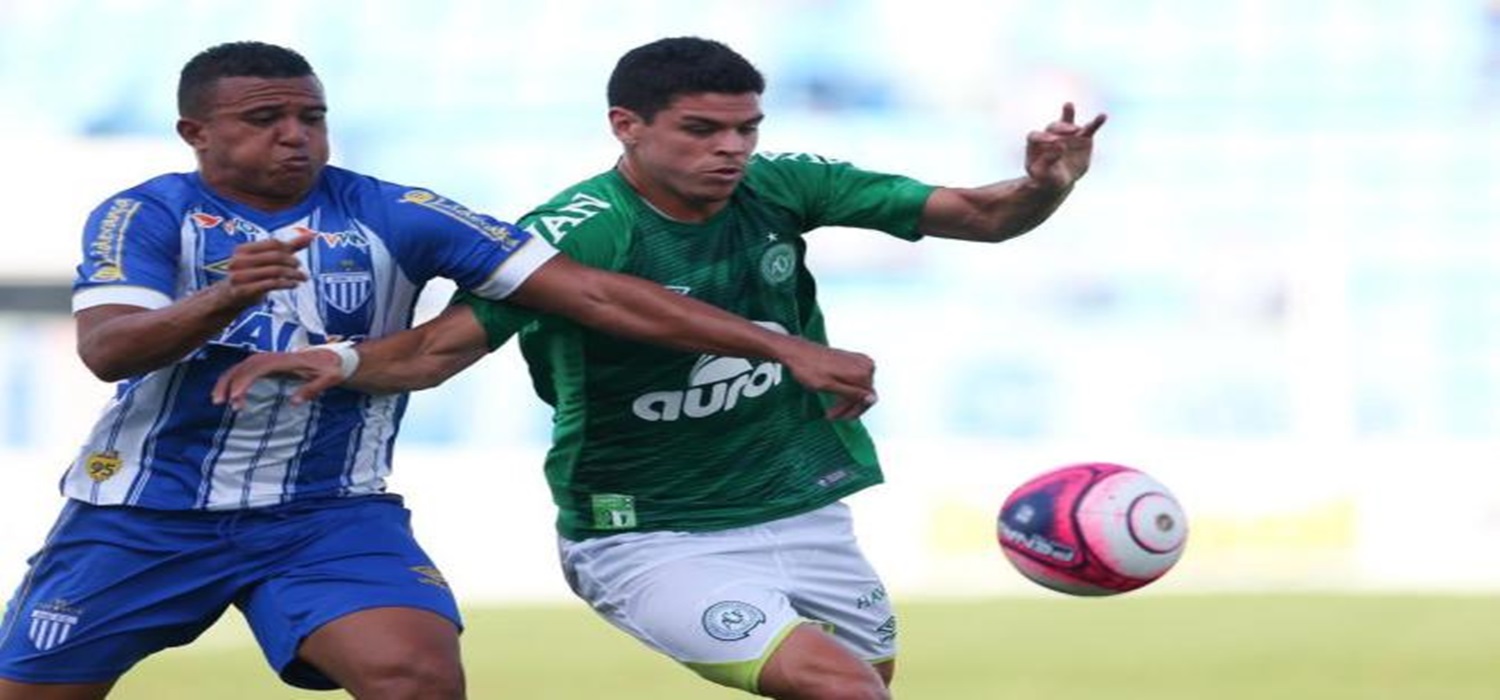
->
xmin=0 ymin=495 xmax=461 ymax=690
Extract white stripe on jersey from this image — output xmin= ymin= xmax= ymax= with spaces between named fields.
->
xmin=62 ymin=367 xmax=181 ymax=505
xmin=72 ymin=285 xmax=174 ymax=312
xmin=470 ymin=237 xmax=558 ymax=300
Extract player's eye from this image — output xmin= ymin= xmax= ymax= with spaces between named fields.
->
xmin=243 ymin=111 xmax=280 ymax=126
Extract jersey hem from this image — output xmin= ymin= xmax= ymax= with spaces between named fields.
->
xmin=554 ymin=474 xmax=882 ymax=541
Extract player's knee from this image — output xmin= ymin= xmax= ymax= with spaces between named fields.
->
xmin=340 ymin=652 xmax=464 ymax=700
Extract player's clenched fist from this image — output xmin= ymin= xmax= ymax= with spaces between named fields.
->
xmin=216 ymin=231 xmax=315 ymax=307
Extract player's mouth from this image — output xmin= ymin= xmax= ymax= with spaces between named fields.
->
xmin=702 ymin=166 xmax=743 ymax=183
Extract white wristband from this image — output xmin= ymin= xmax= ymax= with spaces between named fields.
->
xmin=308 ymin=340 xmax=360 ymax=381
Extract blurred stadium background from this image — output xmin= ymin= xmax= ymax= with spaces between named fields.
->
xmin=2 ymin=0 xmax=1500 ymax=696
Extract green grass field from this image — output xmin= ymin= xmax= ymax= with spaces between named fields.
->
xmin=109 ymin=594 xmax=1500 ymax=699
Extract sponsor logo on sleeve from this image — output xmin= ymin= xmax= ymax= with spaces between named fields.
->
xmin=87 ymin=198 xmax=141 ymax=282
xmin=399 ymin=190 xmax=526 ymax=250
xmin=523 ymin=191 xmax=612 ymax=243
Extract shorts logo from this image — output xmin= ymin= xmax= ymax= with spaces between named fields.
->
xmin=28 ymin=602 xmax=81 ymax=651
xmin=875 ymin=615 xmax=896 ymax=644
xmin=759 ymin=242 xmax=796 ymax=285
xmin=411 ymin=566 xmax=449 ymax=589
xmin=701 ymin=601 xmax=766 ymax=641
xmin=85 ymin=451 xmax=122 ymax=482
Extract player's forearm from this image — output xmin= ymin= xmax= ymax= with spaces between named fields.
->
xmin=343 ymin=306 xmax=490 ymax=393
xmin=507 ymin=258 xmax=787 ymax=360
xmin=557 ymin=271 xmax=792 ymax=360
xmin=76 ymin=283 xmax=255 ymax=381
xmin=921 ymin=177 xmax=1073 ymax=243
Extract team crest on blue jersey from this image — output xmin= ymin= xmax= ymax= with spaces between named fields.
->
xmin=318 ymin=272 xmax=372 ymax=314
xmin=28 ymin=601 xmax=82 ymax=652
xmin=702 ymin=601 xmax=766 ymax=641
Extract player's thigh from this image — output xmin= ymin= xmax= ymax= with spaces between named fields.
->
xmin=238 ymin=496 xmax=462 ymax=691
xmin=560 ymin=529 xmax=806 ymax=690
xmin=0 ymin=678 xmax=115 ymax=700
xmin=779 ymin=502 xmax=898 ymax=665
xmin=0 ymin=502 xmax=239 ymax=686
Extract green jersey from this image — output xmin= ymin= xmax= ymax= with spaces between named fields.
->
xmin=458 ymin=152 xmax=935 ymax=539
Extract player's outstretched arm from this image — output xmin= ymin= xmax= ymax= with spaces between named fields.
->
xmin=212 ymin=303 xmax=490 ymax=409
xmin=78 ymin=233 xmax=314 ymax=381
xmin=507 ymin=256 xmax=878 ymax=419
xmin=920 ymin=102 xmax=1105 ymax=243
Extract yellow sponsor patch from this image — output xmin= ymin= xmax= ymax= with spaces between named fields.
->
xmin=85 ymin=451 xmax=122 ymax=482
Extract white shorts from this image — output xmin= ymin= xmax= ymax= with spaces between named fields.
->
xmin=558 ymin=502 xmax=896 ymax=686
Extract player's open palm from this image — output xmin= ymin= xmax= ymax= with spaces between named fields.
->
xmin=1025 ymin=102 xmax=1106 ymax=191
xmin=213 ymin=350 xmax=343 ymax=410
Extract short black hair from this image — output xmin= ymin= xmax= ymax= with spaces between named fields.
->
xmin=607 ymin=37 xmax=765 ymax=122
xmin=178 ymin=41 xmax=315 ymax=118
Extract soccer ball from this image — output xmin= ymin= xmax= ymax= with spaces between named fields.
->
xmin=997 ymin=462 xmax=1188 ymax=596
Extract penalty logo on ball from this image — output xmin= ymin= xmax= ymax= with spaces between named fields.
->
xmin=997 ymin=463 xmax=1187 ymax=596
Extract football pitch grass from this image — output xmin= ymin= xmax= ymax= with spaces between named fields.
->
xmin=111 ymin=594 xmax=1500 ymax=699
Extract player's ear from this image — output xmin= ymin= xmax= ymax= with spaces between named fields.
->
xmin=176 ymin=118 xmax=206 ymax=150
xmin=608 ymin=106 xmax=642 ymax=147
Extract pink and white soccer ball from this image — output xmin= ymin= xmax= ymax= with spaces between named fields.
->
xmin=997 ymin=463 xmax=1188 ymax=596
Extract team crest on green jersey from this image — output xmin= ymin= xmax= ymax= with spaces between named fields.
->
xmin=759 ymin=241 xmax=796 ymax=284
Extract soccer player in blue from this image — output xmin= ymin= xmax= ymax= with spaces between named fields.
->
xmin=0 ymin=41 xmax=877 ymax=700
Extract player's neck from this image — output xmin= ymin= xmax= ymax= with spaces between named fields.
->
xmin=614 ymin=158 xmax=723 ymax=223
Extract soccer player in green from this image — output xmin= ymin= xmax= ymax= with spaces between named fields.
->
xmin=217 ymin=36 xmax=1104 ymax=700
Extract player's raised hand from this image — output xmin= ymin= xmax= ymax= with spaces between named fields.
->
xmin=217 ymin=231 xmax=315 ymax=307
xmin=212 ymin=348 xmax=344 ymax=410
xmin=777 ymin=340 xmax=879 ymax=420
xmin=1024 ymin=102 xmax=1106 ymax=191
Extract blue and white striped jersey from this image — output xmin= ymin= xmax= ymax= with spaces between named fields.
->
xmin=64 ymin=166 xmax=556 ymax=510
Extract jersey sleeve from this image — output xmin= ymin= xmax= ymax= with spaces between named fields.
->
xmin=453 ymin=183 xmax=633 ymax=350
xmin=749 ymin=153 xmax=936 ymax=241
xmin=377 ymin=186 xmax=558 ymax=300
xmin=72 ymin=194 xmax=182 ymax=312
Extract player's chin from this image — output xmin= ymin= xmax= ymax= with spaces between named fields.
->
xmin=692 ymin=180 xmax=740 ymax=202
xmin=266 ymin=169 xmax=320 ymax=198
